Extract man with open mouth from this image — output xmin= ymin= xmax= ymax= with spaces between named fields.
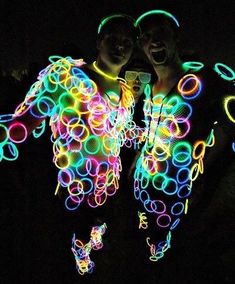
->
xmin=132 ymin=9 xmax=235 ymax=262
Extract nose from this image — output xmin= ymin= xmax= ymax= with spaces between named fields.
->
xmin=115 ymin=44 xmax=124 ymax=51
xmin=134 ymin=77 xmax=141 ymax=84
xmin=151 ymin=33 xmax=162 ymax=44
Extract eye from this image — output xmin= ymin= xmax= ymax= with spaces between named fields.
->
xmin=123 ymin=38 xmax=133 ymax=48
xmin=142 ymin=32 xmax=152 ymax=41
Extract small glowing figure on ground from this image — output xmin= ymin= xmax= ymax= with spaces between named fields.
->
xmin=71 ymin=223 xmax=107 ymax=275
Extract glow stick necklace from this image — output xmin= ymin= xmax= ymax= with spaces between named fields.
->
xmin=93 ymin=61 xmax=124 ymax=82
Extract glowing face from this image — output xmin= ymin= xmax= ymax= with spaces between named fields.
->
xmin=139 ymin=22 xmax=177 ymax=66
xmin=98 ymin=30 xmax=134 ymax=67
xmin=125 ymin=69 xmax=151 ymax=102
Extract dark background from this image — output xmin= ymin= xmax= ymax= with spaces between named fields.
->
xmin=1 ymin=0 xmax=235 ymax=71
xmin=0 ymin=0 xmax=235 ymax=283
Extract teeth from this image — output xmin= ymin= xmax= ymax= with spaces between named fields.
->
xmin=152 ymin=42 xmax=165 ymax=48
xmin=151 ymin=47 xmax=165 ymax=52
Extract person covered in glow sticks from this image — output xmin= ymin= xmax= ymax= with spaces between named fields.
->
xmin=0 ymin=14 xmax=142 ymax=213
xmin=120 ymin=54 xmax=156 ymax=177
xmin=71 ymin=223 xmax=107 ymax=275
xmin=131 ymin=10 xmax=235 ymax=261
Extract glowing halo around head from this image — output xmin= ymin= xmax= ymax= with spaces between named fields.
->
xmin=135 ymin=9 xmax=180 ymax=28
xmin=97 ymin=13 xmax=137 ymax=35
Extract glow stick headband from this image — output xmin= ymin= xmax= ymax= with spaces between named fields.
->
xmin=97 ymin=13 xmax=137 ymax=35
xmin=135 ymin=10 xmax=180 ymax=29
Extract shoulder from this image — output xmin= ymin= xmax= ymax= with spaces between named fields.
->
xmin=39 ymin=56 xmax=92 ymax=85
xmin=40 ymin=56 xmax=87 ymax=76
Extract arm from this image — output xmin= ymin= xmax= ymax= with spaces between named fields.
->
xmin=0 ymin=61 xmax=58 ymax=161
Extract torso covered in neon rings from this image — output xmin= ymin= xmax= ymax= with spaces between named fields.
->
xmin=133 ymin=66 xmax=225 ymax=259
xmin=0 ymin=56 xmax=135 ymax=210
xmin=48 ymin=58 xmax=135 ymax=210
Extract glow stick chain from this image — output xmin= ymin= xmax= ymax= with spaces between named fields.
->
xmin=0 ymin=56 xmax=144 ymax=210
xmin=71 ymin=223 xmax=107 ymax=275
xmin=134 ymin=72 xmax=214 ymax=261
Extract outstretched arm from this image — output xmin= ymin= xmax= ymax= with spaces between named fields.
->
xmin=0 ymin=62 xmax=58 ymax=161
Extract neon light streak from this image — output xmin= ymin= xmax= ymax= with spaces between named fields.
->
xmin=224 ymin=96 xmax=235 ymax=123
xmin=93 ymin=61 xmax=119 ymax=81
xmin=135 ymin=10 xmax=180 ymax=28
xmin=232 ymin=142 xmax=235 ymax=152
xmin=97 ymin=14 xmax=135 ymax=34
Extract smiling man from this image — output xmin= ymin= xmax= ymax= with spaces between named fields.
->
xmin=132 ymin=9 xmax=235 ymax=261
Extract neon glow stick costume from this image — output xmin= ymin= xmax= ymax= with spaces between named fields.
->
xmin=0 ymin=56 xmax=139 ymax=210
xmin=134 ymin=62 xmax=235 ymax=260
xmin=71 ymin=223 xmax=107 ymax=275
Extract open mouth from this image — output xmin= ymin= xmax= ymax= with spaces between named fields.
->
xmin=133 ymin=86 xmax=140 ymax=92
xmin=151 ymin=49 xmax=167 ymax=64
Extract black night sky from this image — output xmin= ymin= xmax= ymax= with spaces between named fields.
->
xmin=1 ymin=0 xmax=235 ymax=71
xmin=0 ymin=0 xmax=235 ymax=284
